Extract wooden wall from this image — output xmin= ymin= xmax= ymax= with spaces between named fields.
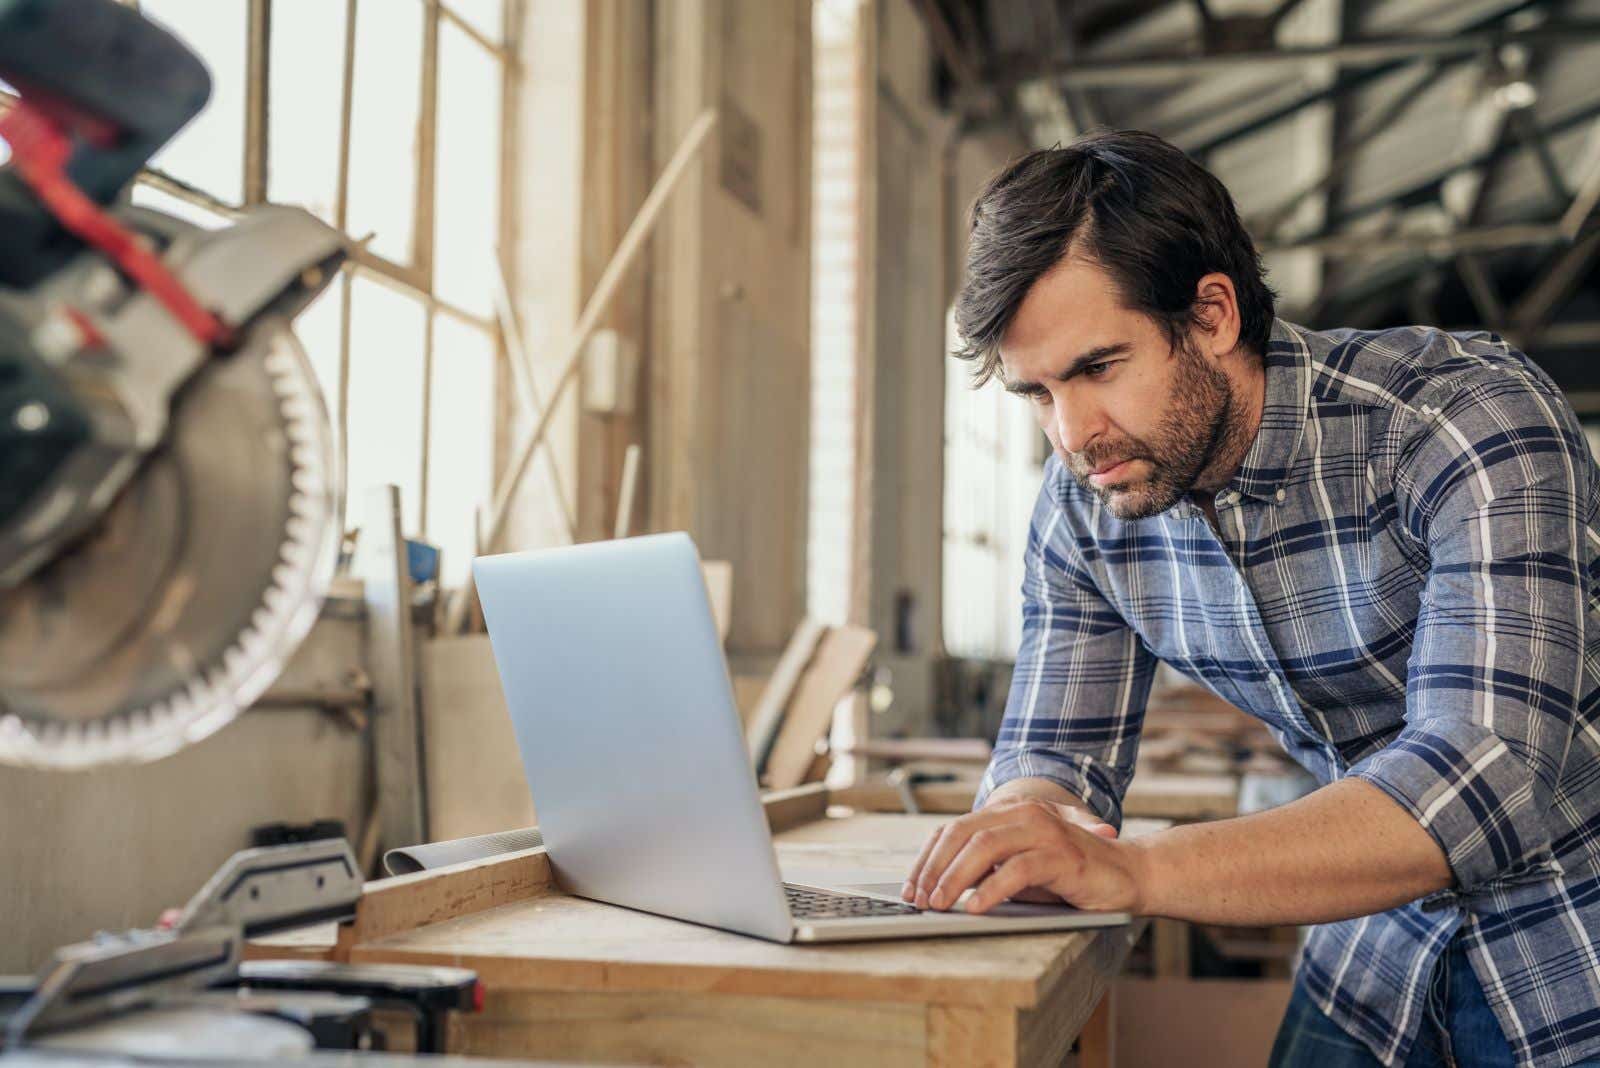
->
xmin=852 ymin=0 xmax=952 ymax=735
xmin=648 ymin=0 xmax=814 ymax=661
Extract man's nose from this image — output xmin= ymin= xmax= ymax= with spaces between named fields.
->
xmin=1054 ymin=396 xmax=1101 ymax=456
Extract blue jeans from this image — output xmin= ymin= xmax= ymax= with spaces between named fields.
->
xmin=1270 ymin=936 xmax=1600 ymax=1067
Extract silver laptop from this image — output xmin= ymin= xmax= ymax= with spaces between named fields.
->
xmin=473 ymin=532 xmax=1129 ymax=943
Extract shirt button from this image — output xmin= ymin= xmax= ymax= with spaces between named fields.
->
xmin=1275 ymin=489 xmax=1286 ymax=502
xmin=1224 ymin=491 xmax=1241 ymax=505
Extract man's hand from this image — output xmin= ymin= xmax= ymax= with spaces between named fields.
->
xmin=899 ymin=797 xmax=1149 ymax=915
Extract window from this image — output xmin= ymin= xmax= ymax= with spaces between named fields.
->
xmin=809 ymin=0 xmax=863 ymax=628
xmin=942 ymin=310 xmax=1044 ymax=661
xmin=11 ymin=0 xmax=515 ymax=587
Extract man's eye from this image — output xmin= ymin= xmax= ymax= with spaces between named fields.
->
xmin=1029 ymin=390 xmax=1052 ymax=406
xmin=1083 ymin=361 xmax=1112 ymax=378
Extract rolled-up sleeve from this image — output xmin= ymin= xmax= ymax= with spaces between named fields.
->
xmin=974 ymin=465 xmax=1156 ymax=827
xmin=1347 ymin=367 xmax=1594 ymax=893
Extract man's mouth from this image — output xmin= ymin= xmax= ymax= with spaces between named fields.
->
xmin=1089 ymin=459 xmax=1134 ymax=485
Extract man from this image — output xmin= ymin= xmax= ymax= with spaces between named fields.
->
xmin=904 ymin=129 xmax=1600 ymax=1068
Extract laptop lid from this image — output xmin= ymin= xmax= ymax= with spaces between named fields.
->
xmin=473 ymin=533 xmax=794 ymax=942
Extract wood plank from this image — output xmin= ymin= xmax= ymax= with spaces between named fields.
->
xmin=762 ymin=783 xmax=831 ymax=834
xmin=831 ymin=779 xmax=979 ymax=814
xmin=1123 ymin=772 xmax=1239 ymax=822
xmin=1152 ymin=918 xmax=1191 ymax=979
xmin=357 ymin=485 xmax=426 ymax=852
xmin=746 ymin=617 xmax=827 ymax=767
xmin=348 ymin=847 xmax=553 ymax=947
xmin=842 ymin=738 xmax=993 ymax=763
xmin=420 ymin=636 xmax=537 ymax=843
xmin=1073 ymin=990 xmax=1115 ymax=1068
xmin=451 ymin=988 xmax=926 ymax=1066
xmin=927 ymin=1005 xmax=1016 ymax=1067
xmin=764 ymin=625 xmax=877 ymax=789
xmin=702 ymin=559 xmax=734 ymax=644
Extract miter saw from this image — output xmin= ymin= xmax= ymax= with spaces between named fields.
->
xmin=0 ymin=0 xmax=344 ymax=769
xmin=0 ymin=1 xmax=497 ymax=1059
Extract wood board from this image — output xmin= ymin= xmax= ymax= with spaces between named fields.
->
xmin=420 ymin=636 xmax=538 ymax=844
xmin=763 ymin=624 xmax=877 ymax=789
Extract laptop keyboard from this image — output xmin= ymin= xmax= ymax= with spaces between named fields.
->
xmin=784 ymin=883 xmax=921 ymax=920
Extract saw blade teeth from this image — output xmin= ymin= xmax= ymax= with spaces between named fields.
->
xmin=284 ymin=516 xmax=312 ymax=544
xmin=251 ymin=606 xmax=277 ymax=637
xmin=289 ymin=470 xmax=323 ymax=497
xmin=262 ymin=586 xmax=288 ymax=615
xmin=1 ymin=316 xmax=344 ymax=769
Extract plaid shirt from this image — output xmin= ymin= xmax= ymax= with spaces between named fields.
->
xmin=975 ymin=319 xmax=1600 ymax=1067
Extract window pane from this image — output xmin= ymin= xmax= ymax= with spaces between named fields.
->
xmin=426 ymin=315 xmax=495 ymax=586
xmin=346 ymin=276 xmax=426 ymax=533
xmin=434 ymin=22 xmax=501 ymax=317
xmin=267 ymin=0 xmax=348 ymax=224
xmin=142 ymin=1 xmax=247 ymax=203
xmin=346 ymin=0 xmax=423 ymax=264
xmin=130 ymin=182 xmax=230 ymax=230
xmin=291 ymin=272 xmax=344 ymax=440
xmin=442 ymin=0 xmax=502 ymax=45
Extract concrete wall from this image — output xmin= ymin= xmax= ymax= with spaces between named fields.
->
xmin=0 ymin=618 xmax=370 ymax=972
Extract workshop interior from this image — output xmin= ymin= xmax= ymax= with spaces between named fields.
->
xmin=3 ymin=0 xmax=1600 ymax=1064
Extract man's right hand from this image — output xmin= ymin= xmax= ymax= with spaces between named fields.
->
xmin=900 ymin=781 xmax=1119 ymax=906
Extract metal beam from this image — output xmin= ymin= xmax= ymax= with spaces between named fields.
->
xmin=908 ymin=0 xmax=987 ymax=97
xmin=1315 ymin=96 xmax=1600 ymax=236
xmin=1512 ymin=231 xmax=1600 ymax=342
xmin=1455 ymin=253 xmax=1509 ymax=333
xmin=1260 ymin=221 xmax=1583 ymax=259
xmin=976 ymin=20 xmax=1600 ymax=93
xmin=1255 ymin=60 xmax=1450 ymax=237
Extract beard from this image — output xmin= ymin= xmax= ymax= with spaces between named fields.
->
xmin=1064 ymin=344 xmax=1237 ymax=521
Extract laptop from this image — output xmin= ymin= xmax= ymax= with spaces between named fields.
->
xmin=473 ymin=532 xmax=1130 ymax=943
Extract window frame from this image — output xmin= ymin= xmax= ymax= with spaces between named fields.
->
xmin=3 ymin=0 xmax=520 ymax=562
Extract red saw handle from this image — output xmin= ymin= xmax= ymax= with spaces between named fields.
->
xmin=0 ymin=100 xmax=237 ymax=350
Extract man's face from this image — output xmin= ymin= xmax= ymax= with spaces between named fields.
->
xmin=997 ymin=255 xmax=1233 ymax=520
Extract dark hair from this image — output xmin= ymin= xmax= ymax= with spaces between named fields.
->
xmin=952 ymin=130 xmax=1275 ymax=384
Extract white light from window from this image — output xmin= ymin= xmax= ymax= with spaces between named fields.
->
xmin=434 ymin=19 xmax=501 ymax=318
xmin=268 ymin=0 xmax=347 ymax=224
xmin=290 ymin=272 xmax=344 ymax=445
xmin=347 ymin=0 xmax=424 ymax=265
xmin=426 ymin=314 xmax=495 ymax=586
xmin=142 ymin=1 xmax=247 ymax=203
xmin=346 ymin=275 xmax=426 ymax=534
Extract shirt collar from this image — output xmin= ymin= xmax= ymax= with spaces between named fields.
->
xmin=1224 ymin=317 xmax=1313 ymax=505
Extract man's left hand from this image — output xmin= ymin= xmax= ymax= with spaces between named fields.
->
xmin=900 ymin=798 xmax=1150 ymax=915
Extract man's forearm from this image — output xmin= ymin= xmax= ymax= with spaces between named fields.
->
xmin=1131 ymin=777 xmax=1453 ymax=925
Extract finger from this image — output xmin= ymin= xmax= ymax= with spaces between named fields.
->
xmin=928 ymin=824 xmax=1042 ymax=910
xmin=962 ymin=850 xmax=1057 ymax=915
xmin=914 ymin=801 xmax=1054 ymax=908
xmin=902 ymin=824 xmax=947 ymax=901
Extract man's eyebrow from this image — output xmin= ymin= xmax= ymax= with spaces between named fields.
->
xmin=1001 ymin=343 xmax=1132 ymax=395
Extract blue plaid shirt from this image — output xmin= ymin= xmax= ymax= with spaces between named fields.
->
xmin=976 ymin=319 xmax=1600 ymax=1067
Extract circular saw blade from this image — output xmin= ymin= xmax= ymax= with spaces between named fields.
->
xmin=0 ymin=317 xmax=341 ymax=769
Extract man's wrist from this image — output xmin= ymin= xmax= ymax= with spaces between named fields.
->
xmin=1122 ymin=832 xmax=1166 ymax=916
xmin=984 ymin=775 xmax=1084 ymax=811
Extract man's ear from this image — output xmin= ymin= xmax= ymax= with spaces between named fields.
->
xmin=1192 ymin=272 xmax=1242 ymax=359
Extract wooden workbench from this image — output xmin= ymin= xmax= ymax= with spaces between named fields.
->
xmin=252 ymin=785 xmax=1159 ymax=1067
